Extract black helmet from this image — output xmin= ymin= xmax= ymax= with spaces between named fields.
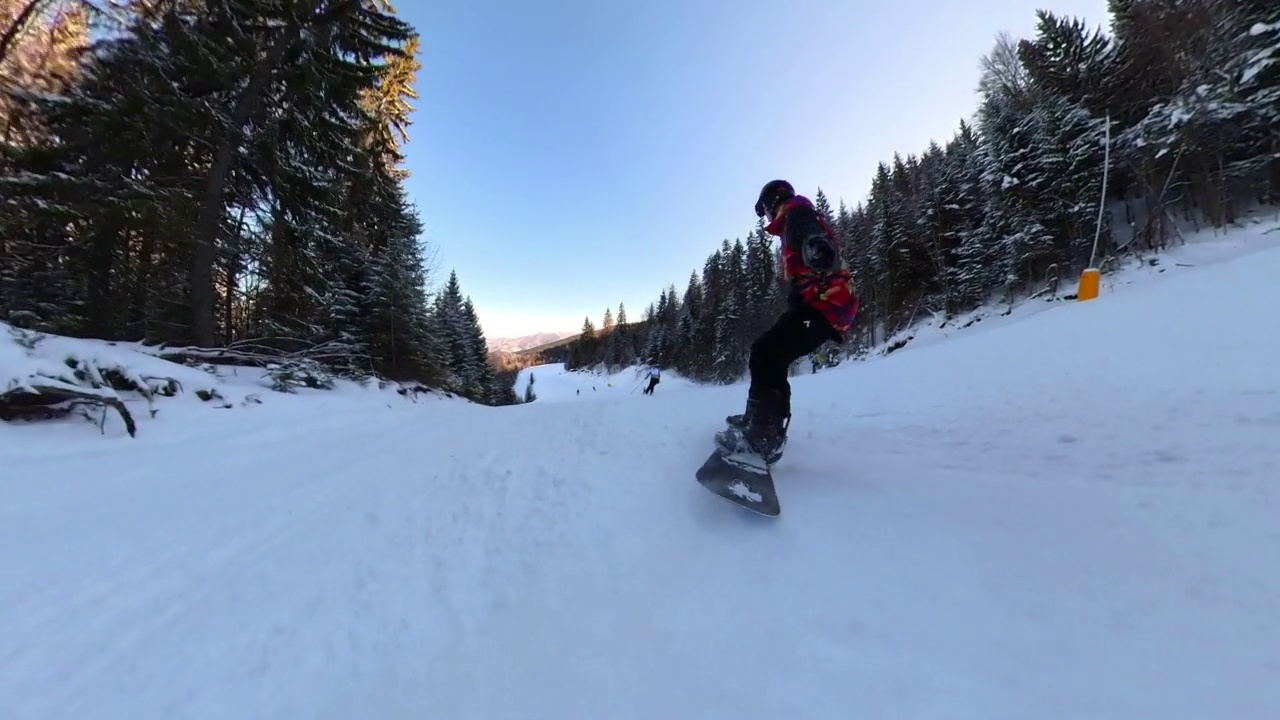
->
xmin=755 ymin=179 xmax=795 ymax=218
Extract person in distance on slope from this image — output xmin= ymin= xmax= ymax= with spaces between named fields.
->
xmin=715 ymin=179 xmax=860 ymax=464
xmin=643 ymin=366 xmax=661 ymax=395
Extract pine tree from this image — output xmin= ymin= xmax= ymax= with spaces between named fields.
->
xmin=943 ymin=122 xmax=1001 ymax=309
xmin=1017 ymin=10 xmax=1117 ymax=116
xmin=604 ymin=301 xmax=632 ymax=369
xmin=432 ymin=271 xmax=473 ymax=393
xmin=743 ymin=226 xmax=778 ymax=342
xmin=365 ymin=186 xmax=447 ymax=382
xmin=814 ymin=187 xmax=834 ymax=225
xmin=677 ymin=271 xmax=706 ymax=378
xmin=460 ymin=296 xmax=499 ymax=403
xmin=571 ymin=316 xmax=598 ymax=370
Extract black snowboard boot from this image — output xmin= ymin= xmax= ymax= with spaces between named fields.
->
xmin=716 ymin=387 xmax=790 ymax=465
xmin=725 ymin=388 xmax=774 ymax=429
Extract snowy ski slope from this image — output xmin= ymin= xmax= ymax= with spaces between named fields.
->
xmin=3 ymin=218 xmax=1279 ymax=719
xmin=513 ymin=361 xmax=700 ymax=402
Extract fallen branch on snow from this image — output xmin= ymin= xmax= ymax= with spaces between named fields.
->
xmin=157 ymin=336 xmax=369 ymax=371
xmin=0 ymin=379 xmax=137 ymax=437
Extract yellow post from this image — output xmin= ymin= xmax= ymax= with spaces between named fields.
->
xmin=1077 ymin=268 xmax=1100 ymax=301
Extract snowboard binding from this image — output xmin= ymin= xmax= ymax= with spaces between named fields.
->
xmin=714 ymin=414 xmax=789 ymax=466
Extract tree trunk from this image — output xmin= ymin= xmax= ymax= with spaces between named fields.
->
xmin=224 ymin=206 xmax=247 ymax=342
xmin=0 ymin=0 xmax=48 ymax=70
xmin=189 ymin=30 xmax=297 ymax=347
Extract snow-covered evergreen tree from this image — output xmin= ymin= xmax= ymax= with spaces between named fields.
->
xmin=460 ymin=297 xmax=505 ymax=404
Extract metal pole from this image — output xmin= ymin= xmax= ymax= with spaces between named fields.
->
xmin=1088 ymin=114 xmax=1111 ymax=269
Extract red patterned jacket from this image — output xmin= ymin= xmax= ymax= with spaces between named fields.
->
xmin=764 ymin=196 xmax=860 ymax=334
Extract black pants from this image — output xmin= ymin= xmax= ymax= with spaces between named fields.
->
xmin=644 ymin=377 xmax=658 ymax=394
xmin=748 ymin=305 xmax=840 ymax=413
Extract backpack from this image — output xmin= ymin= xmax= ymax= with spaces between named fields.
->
xmin=787 ymin=207 xmax=842 ymax=274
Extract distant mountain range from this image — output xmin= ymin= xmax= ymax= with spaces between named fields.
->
xmin=488 ymin=330 xmax=576 ymax=353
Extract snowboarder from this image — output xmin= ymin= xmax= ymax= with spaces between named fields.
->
xmin=715 ymin=179 xmax=860 ymax=464
xmin=642 ymin=366 xmax=661 ymax=395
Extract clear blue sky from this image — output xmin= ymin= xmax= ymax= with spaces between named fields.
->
xmin=399 ymin=0 xmax=1110 ymax=339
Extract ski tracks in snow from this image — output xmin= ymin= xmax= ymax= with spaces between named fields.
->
xmin=0 ymin=405 xmax=600 ymax=719
xmin=3 ymin=420 xmax=417 ymax=718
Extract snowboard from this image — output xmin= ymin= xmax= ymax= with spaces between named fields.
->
xmin=695 ymin=449 xmax=780 ymax=517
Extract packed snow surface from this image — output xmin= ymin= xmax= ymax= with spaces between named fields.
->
xmin=513 ymin=361 xmax=699 ymax=402
xmin=3 ymin=218 xmax=1280 ymax=719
